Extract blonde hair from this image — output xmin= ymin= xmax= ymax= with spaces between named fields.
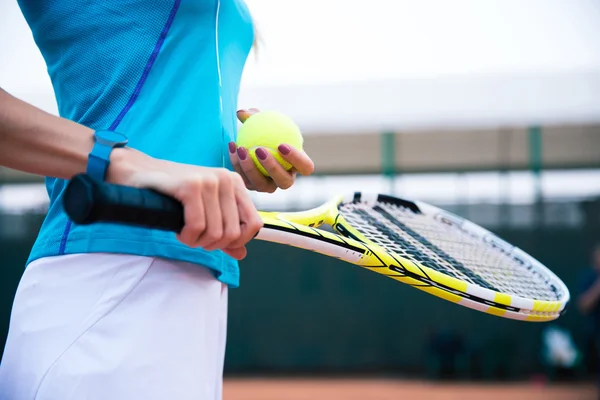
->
xmin=253 ymin=28 xmax=260 ymax=51
xmin=247 ymin=2 xmax=261 ymax=53
xmin=252 ymin=19 xmax=262 ymax=53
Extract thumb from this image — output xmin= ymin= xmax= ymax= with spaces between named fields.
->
xmin=223 ymin=246 xmax=248 ymax=260
xmin=237 ymin=108 xmax=260 ymax=123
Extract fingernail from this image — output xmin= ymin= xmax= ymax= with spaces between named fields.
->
xmin=237 ymin=110 xmax=248 ymax=122
xmin=255 ymin=147 xmax=268 ymax=161
xmin=228 ymin=142 xmax=236 ymax=154
xmin=278 ymin=144 xmax=291 ymax=155
xmin=237 ymin=147 xmax=248 ymax=161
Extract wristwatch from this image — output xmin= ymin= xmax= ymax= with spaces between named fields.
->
xmin=86 ymin=130 xmax=129 ymax=181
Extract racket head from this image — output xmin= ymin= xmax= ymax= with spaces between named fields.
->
xmin=329 ymin=192 xmax=570 ymax=321
xmin=61 ymin=174 xmax=568 ymax=322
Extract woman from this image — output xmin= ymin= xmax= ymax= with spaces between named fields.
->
xmin=0 ymin=0 xmax=314 ymax=398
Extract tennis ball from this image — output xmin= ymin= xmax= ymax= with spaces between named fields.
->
xmin=236 ymin=110 xmax=303 ymax=176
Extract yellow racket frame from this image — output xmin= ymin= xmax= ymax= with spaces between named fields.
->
xmin=256 ymin=194 xmax=569 ymax=322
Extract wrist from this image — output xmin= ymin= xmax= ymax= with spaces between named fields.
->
xmin=105 ymin=147 xmax=153 ymax=186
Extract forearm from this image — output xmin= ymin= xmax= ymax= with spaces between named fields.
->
xmin=0 ymin=88 xmax=150 ymax=185
xmin=578 ymin=281 xmax=600 ymax=313
xmin=0 ymin=88 xmax=95 ymax=179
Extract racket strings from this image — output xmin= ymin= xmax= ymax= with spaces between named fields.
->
xmin=339 ymin=201 xmax=561 ymax=301
xmin=351 ymin=207 xmax=492 ymax=288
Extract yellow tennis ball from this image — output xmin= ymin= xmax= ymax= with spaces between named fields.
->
xmin=236 ymin=110 xmax=304 ymax=176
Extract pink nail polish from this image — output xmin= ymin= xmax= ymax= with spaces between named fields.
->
xmin=228 ymin=142 xmax=236 ymax=154
xmin=278 ymin=144 xmax=291 ymax=155
xmin=255 ymin=147 xmax=268 ymax=161
xmin=237 ymin=147 xmax=248 ymax=161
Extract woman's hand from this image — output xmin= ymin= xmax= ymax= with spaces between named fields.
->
xmin=0 ymin=89 xmax=263 ymax=259
xmin=108 ymin=149 xmax=263 ymax=260
xmin=228 ymin=108 xmax=315 ymax=193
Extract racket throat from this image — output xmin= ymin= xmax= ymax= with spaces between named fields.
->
xmin=333 ymin=222 xmax=362 ymax=243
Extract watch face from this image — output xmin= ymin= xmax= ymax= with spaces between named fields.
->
xmin=96 ymin=130 xmax=128 ymax=146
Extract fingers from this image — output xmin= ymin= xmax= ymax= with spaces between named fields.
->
xmin=228 ymin=136 xmax=315 ymax=193
xmin=174 ymin=169 xmax=262 ymax=259
xmin=176 ymin=174 xmax=221 ymax=248
xmin=253 ymin=147 xmax=295 ymax=190
xmin=235 ymin=107 xmax=314 ymax=186
xmin=228 ymin=142 xmax=253 ymax=189
xmin=228 ymin=184 xmax=263 ymax=250
xmin=222 ymin=246 xmax=248 ymax=260
xmin=277 ymin=144 xmax=315 ymax=176
xmin=237 ymin=108 xmax=260 ymax=123
xmin=236 ymin=146 xmax=278 ymax=193
xmin=176 ymin=179 xmax=207 ymax=247
xmin=203 ymin=174 xmax=241 ymax=252
xmin=230 ymin=141 xmax=289 ymax=192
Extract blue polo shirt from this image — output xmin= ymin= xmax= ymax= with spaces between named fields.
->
xmin=17 ymin=0 xmax=254 ymax=287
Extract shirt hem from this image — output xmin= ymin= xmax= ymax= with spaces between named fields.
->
xmin=27 ymin=235 xmax=240 ymax=288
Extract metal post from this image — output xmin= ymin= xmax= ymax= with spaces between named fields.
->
xmin=381 ymin=132 xmax=396 ymax=195
xmin=528 ymin=126 xmax=543 ymax=227
xmin=498 ymin=128 xmax=511 ymax=228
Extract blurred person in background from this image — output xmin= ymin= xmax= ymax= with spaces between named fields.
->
xmin=0 ymin=1 xmax=313 ymax=399
xmin=577 ymin=243 xmax=600 ymax=389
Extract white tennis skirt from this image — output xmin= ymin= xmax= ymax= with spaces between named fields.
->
xmin=0 ymin=253 xmax=228 ymax=400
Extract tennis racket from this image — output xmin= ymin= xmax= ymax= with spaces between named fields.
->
xmin=62 ymin=174 xmax=570 ymax=322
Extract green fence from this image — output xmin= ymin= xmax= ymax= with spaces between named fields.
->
xmin=225 ymin=228 xmax=593 ymax=375
xmin=1 ymin=208 xmax=598 ymax=378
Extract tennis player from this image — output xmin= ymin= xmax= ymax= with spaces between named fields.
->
xmin=0 ymin=1 xmax=314 ymax=399
xmin=577 ymin=243 xmax=600 ymax=390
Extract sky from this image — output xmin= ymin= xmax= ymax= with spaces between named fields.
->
xmin=1 ymin=0 xmax=600 ymax=211
xmin=242 ymin=0 xmax=600 ymax=85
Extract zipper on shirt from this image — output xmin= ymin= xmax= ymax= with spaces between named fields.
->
xmin=214 ymin=0 xmax=226 ymax=169
xmin=214 ymin=0 xmax=227 ymax=269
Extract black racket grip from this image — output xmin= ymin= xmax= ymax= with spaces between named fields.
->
xmin=63 ymin=174 xmax=185 ymax=232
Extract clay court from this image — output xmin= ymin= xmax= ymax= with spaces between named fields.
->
xmin=224 ymin=379 xmax=597 ymax=400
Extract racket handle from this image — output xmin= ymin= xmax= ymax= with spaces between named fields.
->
xmin=63 ymin=174 xmax=185 ymax=232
